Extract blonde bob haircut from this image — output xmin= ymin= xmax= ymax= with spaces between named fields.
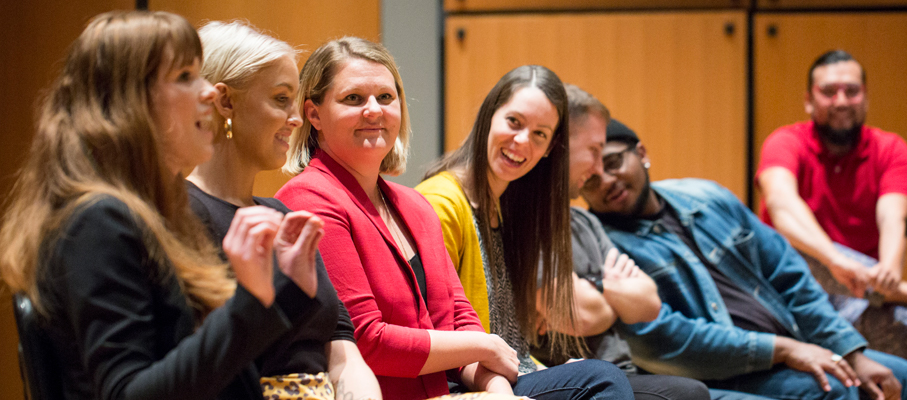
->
xmin=198 ymin=20 xmax=299 ymax=137
xmin=284 ymin=36 xmax=410 ymax=176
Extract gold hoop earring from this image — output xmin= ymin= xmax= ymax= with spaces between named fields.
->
xmin=224 ymin=118 xmax=233 ymax=139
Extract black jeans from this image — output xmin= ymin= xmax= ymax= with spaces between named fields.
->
xmin=627 ymin=374 xmax=709 ymax=400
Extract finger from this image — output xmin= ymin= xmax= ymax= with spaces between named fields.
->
xmin=615 ymin=254 xmax=632 ymax=277
xmin=295 ymin=216 xmax=324 ymax=256
xmin=603 ymin=248 xmax=619 ymax=275
xmin=247 ymin=221 xmax=279 ymax=257
xmin=278 ymin=211 xmax=315 ymax=245
xmin=862 ymin=381 xmax=885 ymax=400
xmin=824 ymin=361 xmax=854 ymax=387
xmin=837 ymin=359 xmax=861 ymax=386
xmin=882 ymin=376 xmax=902 ymax=400
xmin=811 ymin=365 xmax=831 ymax=392
xmin=274 ymin=214 xmax=301 ymax=247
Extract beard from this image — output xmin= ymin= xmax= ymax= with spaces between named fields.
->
xmin=815 ymin=122 xmax=862 ymax=148
xmin=589 ymin=169 xmax=654 ymax=230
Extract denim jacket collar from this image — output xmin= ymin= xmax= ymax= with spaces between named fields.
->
xmin=622 ymin=186 xmax=706 ymax=237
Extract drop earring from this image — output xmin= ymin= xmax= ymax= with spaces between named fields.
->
xmin=224 ymin=118 xmax=233 ymax=139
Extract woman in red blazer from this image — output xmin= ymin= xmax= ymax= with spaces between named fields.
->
xmin=275 ymin=37 xmax=520 ymax=400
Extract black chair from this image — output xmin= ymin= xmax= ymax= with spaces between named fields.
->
xmin=12 ymin=292 xmax=62 ymax=400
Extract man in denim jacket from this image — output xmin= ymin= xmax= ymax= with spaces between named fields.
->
xmin=580 ymin=120 xmax=907 ymax=400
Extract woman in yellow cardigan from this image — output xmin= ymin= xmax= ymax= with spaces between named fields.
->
xmin=417 ymin=65 xmax=632 ymax=399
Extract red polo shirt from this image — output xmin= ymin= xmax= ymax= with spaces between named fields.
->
xmin=757 ymin=121 xmax=907 ymax=259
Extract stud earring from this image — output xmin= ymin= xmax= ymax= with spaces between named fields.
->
xmin=225 ymin=118 xmax=233 ymax=139
xmin=644 ymin=162 xmax=651 ymax=169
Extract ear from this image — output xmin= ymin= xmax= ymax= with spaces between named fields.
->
xmin=804 ymin=90 xmax=814 ymax=114
xmin=304 ymin=99 xmax=322 ymax=131
xmin=213 ymin=82 xmax=234 ymax=120
xmin=637 ymin=143 xmax=649 ymax=165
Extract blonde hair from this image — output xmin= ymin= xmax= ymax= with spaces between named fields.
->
xmin=198 ymin=20 xmax=299 ymax=137
xmin=0 ymin=11 xmax=234 ymax=317
xmin=284 ymin=36 xmax=410 ymax=176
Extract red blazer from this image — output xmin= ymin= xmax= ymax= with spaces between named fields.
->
xmin=275 ymin=150 xmax=485 ymax=400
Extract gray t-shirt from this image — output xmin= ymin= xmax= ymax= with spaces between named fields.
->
xmin=569 ymin=207 xmax=636 ymax=374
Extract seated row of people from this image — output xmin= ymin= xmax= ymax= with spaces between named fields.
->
xmin=2 ymin=9 xmax=907 ymax=400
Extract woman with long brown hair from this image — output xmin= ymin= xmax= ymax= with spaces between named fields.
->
xmin=0 ymin=11 xmax=322 ymax=399
xmin=417 ymin=65 xmax=632 ymax=398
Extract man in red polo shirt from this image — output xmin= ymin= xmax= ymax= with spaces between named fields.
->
xmin=757 ymin=51 xmax=907 ymax=354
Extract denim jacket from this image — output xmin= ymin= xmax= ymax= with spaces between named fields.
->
xmin=605 ymin=179 xmax=866 ymax=380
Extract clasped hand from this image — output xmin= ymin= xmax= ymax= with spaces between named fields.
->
xmin=222 ymin=206 xmax=325 ymax=306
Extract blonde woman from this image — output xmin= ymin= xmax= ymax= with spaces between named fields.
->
xmin=187 ymin=21 xmax=381 ymax=400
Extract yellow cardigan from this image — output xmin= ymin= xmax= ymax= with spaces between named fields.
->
xmin=415 ymin=172 xmax=490 ymax=331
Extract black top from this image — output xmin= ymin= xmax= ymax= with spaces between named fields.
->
xmin=650 ymin=200 xmax=790 ymax=337
xmin=39 ymin=197 xmax=321 ymax=400
xmin=187 ymin=181 xmax=356 ymax=376
xmin=409 ymin=253 xmax=428 ymax=307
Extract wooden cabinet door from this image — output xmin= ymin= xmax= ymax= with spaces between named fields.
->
xmin=151 ymin=0 xmax=381 ymax=197
xmin=446 ymin=11 xmax=749 ymax=200
xmin=753 ymin=12 xmax=907 ymax=200
xmin=445 ymin=0 xmax=749 ymax=12
xmin=757 ymin=0 xmax=907 ymax=9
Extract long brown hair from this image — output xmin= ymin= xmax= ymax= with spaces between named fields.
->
xmin=0 ymin=11 xmax=233 ymax=317
xmin=424 ymin=65 xmax=578 ymax=355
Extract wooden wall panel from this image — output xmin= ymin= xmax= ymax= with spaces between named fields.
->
xmin=446 ymin=11 xmax=749 ymax=200
xmin=757 ymin=0 xmax=907 ymax=9
xmin=445 ymin=0 xmax=749 ymax=12
xmin=151 ymin=0 xmax=381 ymax=197
xmin=0 ymin=3 xmax=134 ymax=400
xmin=753 ymin=12 xmax=907 ymax=202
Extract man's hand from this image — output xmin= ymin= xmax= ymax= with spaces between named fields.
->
xmin=827 ymin=253 xmax=871 ymax=298
xmin=868 ymin=263 xmax=902 ymax=296
xmin=601 ymin=248 xmax=639 ymax=284
xmin=773 ymin=337 xmax=859 ymax=391
xmin=847 ymin=351 xmax=902 ymax=400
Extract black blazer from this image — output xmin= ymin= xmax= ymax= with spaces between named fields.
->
xmin=39 ymin=197 xmax=321 ymax=400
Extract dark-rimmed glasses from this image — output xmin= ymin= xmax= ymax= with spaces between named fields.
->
xmin=602 ymin=147 xmax=635 ymax=176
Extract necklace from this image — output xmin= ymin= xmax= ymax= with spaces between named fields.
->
xmin=378 ymin=189 xmax=413 ymax=259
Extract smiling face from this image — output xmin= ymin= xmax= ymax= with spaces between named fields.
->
xmin=485 ymin=86 xmax=559 ymax=197
xmin=581 ymin=141 xmax=651 ymax=216
xmin=151 ymin=56 xmax=217 ymax=175
xmin=568 ymin=113 xmax=606 ymax=199
xmin=306 ymin=58 xmax=401 ymax=175
xmin=228 ymin=55 xmax=301 ymax=171
xmin=806 ymin=60 xmax=867 ymax=146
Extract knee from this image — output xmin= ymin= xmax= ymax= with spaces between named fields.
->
xmin=572 ymin=359 xmax=625 ymax=380
xmin=670 ymin=377 xmax=709 ymax=400
xmin=632 ymin=375 xmax=709 ymax=400
xmin=823 ymin=376 xmax=857 ymax=400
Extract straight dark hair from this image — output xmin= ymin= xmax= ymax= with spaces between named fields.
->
xmin=808 ymin=50 xmax=865 ymax=91
xmin=425 ymin=65 xmax=578 ymax=355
